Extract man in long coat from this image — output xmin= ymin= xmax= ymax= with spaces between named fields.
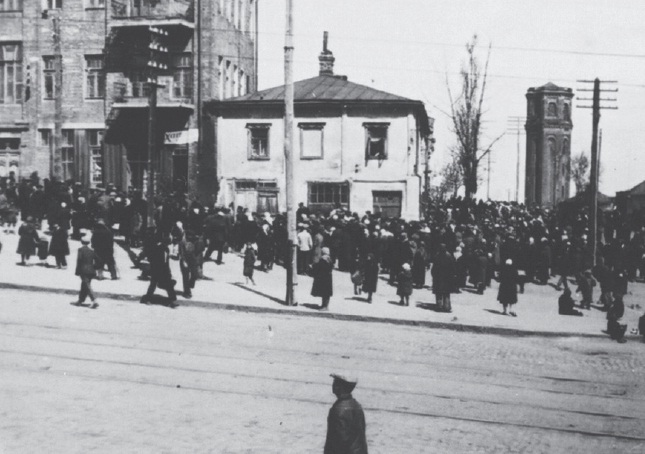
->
xmin=431 ymin=244 xmax=456 ymax=312
xmin=203 ymin=210 xmax=229 ymax=264
xmin=311 ymin=247 xmax=333 ymax=310
xmin=91 ymin=219 xmax=117 ymax=280
xmin=324 ymin=374 xmax=368 ymax=454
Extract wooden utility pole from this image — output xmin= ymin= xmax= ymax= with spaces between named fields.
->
xmin=146 ymin=26 xmax=169 ymax=227
xmin=576 ymin=79 xmax=617 ymax=265
xmin=147 ymin=82 xmax=157 ymax=226
xmin=284 ymin=0 xmax=297 ymax=306
xmin=52 ymin=12 xmax=63 ymax=181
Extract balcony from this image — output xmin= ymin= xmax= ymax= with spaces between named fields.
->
xmin=111 ymin=77 xmax=194 ymax=109
xmin=110 ymin=0 xmax=194 ymax=29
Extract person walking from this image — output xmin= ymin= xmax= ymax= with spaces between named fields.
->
xmin=73 ymin=230 xmax=99 ymax=309
xmin=48 ymin=223 xmax=69 ymax=269
xmin=362 ymin=253 xmax=379 ymax=303
xmin=16 ymin=216 xmax=39 ymax=265
xmin=411 ymin=241 xmax=428 ymax=289
xmin=178 ymin=230 xmax=198 ymax=298
xmin=397 ymin=263 xmax=413 ymax=306
xmin=311 ymin=247 xmax=333 ymax=310
xmin=142 ymin=235 xmax=177 ymax=305
xmin=243 ymin=242 xmax=257 ymax=286
xmin=498 ymin=258 xmax=519 ymax=316
xmin=91 ymin=219 xmax=117 ymax=280
xmin=324 ymin=373 xmax=368 ymax=454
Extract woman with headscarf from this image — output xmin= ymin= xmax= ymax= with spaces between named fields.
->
xmin=311 ymin=247 xmax=333 ymax=310
xmin=17 ymin=216 xmax=39 ymax=265
xmin=498 ymin=258 xmax=519 ymax=316
xmin=397 ymin=262 xmax=413 ymax=306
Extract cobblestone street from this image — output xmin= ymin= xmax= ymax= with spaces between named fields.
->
xmin=1 ymin=289 xmax=643 ymax=453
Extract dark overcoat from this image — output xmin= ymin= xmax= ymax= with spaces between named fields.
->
xmin=397 ymin=269 xmax=413 ymax=297
xmin=431 ymin=252 xmax=456 ymax=295
xmin=49 ymin=228 xmax=70 ymax=256
xmin=324 ymin=395 xmax=368 ymax=454
xmin=361 ymin=258 xmax=379 ymax=293
xmin=75 ymin=245 xmax=97 ymax=277
xmin=17 ymin=223 xmax=39 ymax=256
xmin=311 ymin=258 xmax=333 ymax=297
xmin=497 ymin=264 xmax=519 ymax=305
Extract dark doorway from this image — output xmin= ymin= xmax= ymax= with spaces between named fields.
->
xmin=373 ymin=191 xmax=402 ymax=218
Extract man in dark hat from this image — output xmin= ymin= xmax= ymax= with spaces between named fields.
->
xmin=324 ymin=373 xmax=368 ymax=454
xmin=73 ymin=229 xmax=99 ymax=309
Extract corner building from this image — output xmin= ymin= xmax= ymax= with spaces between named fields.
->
xmin=0 ymin=0 xmax=257 ymax=201
xmin=524 ymin=82 xmax=574 ymax=207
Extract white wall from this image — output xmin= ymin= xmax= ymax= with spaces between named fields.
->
xmin=216 ymin=110 xmax=421 ymax=219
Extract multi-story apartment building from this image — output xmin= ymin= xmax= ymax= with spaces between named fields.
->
xmin=0 ymin=0 xmax=257 ymax=201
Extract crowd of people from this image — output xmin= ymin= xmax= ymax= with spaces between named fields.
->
xmin=2 ymin=174 xmax=645 ymax=341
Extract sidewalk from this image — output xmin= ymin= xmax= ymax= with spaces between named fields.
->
xmin=1 ymin=228 xmax=643 ymax=338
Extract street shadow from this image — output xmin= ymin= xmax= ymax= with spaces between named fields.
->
xmin=461 ymin=288 xmax=480 ymax=295
xmin=302 ymin=303 xmax=324 ymax=311
xmin=387 ymin=300 xmax=404 ymax=306
xmin=344 ymin=296 xmax=370 ymax=304
xmin=484 ymin=308 xmax=506 ymax=316
xmin=140 ymin=294 xmax=178 ymax=308
xmin=231 ymin=282 xmax=287 ymax=306
xmin=416 ymin=302 xmax=444 ymax=312
xmin=70 ymin=301 xmax=97 ymax=309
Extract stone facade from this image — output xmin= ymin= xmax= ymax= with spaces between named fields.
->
xmin=0 ymin=0 xmax=257 ymax=201
xmin=524 ymin=82 xmax=574 ymax=207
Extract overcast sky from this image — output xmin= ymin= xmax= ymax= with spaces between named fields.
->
xmin=256 ymin=0 xmax=645 ymax=200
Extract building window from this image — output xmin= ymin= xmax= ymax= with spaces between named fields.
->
xmin=247 ymin=124 xmax=270 ymax=160
xmin=85 ymin=0 xmax=104 ymax=8
xmin=0 ymin=139 xmax=19 ymax=180
xmin=232 ymin=64 xmax=237 ymax=96
xmin=240 ymin=69 xmax=246 ymax=95
xmin=88 ymin=129 xmax=103 ymax=187
xmin=85 ymin=55 xmax=105 ymax=99
xmin=0 ymin=0 xmax=22 ymax=11
xmin=308 ymin=182 xmax=349 ymax=209
xmin=238 ymin=0 xmax=245 ymax=31
xmin=172 ymin=53 xmax=192 ymax=99
xmin=235 ymin=180 xmax=257 ymax=191
xmin=129 ymin=72 xmax=149 ymax=98
xmin=563 ymin=103 xmax=570 ymax=121
xmin=547 ymin=102 xmax=557 ymax=117
xmin=43 ymin=0 xmax=62 ymax=9
xmin=61 ymin=130 xmax=74 ymax=181
xmin=218 ymin=56 xmax=224 ymax=99
xmin=299 ymin=123 xmax=324 ymax=159
xmin=364 ymin=123 xmax=389 ymax=160
xmin=43 ymin=56 xmax=57 ymax=100
xmin=38 ymin=129 xmax=51 ymax=146
xmin=0 ymin=43 xmax=22 ymax=104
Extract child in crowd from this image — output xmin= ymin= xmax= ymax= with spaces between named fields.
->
xmin=558 ymin=287 xmax=583 ymax=316
xmin=397 ymin=263 xmax=413 ymax=306
xmin=243 ymin=242 xmax=257 ymax=286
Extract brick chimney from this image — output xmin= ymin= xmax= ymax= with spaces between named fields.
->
xmin=318 ymin=31 xmax=335 ymax=76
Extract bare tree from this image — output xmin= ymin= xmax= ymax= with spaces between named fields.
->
xmin=570 ymin=151 xmax=590 ymax=195
xmin=447 ymin=35 xmax=503 ymax=199
xmin=438 ymin=153 xmax=463 ymax=199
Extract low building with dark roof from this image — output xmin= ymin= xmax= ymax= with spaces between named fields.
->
xmin=205 ymin=34 xmax=432 ymax=219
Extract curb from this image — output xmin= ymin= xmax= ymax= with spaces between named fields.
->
xmin=0 ymin=281 xmax=628 ymax=339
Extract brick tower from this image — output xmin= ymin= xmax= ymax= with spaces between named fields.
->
xmin=524 ymin=82 xmax=574 ymax=207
